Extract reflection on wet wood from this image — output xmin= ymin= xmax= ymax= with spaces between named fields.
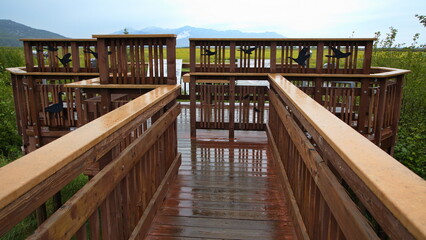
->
xmin=145 ymin=105 xmax=297 ymax=239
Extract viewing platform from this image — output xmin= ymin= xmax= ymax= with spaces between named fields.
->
xmin=1 ymin=34 xmax=425 ymax=240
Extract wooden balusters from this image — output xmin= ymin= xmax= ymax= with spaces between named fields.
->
xmin=190 ymin=38 xmax=375 ymax=74
xmin=95 ymin=34 xmax=177 ymax=85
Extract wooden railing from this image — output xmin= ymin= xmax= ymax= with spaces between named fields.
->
xmin=95 ymin=34 xmax=177 ymax=85
xmin=0 ymin=85 xmax=181 ymax=239
xmin=8 ymin=34 xmax=179 ymax=153
xmin=22 ymin=39 xmax=98 ymax=73
xmin=187 ymin=66 xmax=409 ymax=153
xmin=267 ymin=74 xmax=426 ymax=239
xmin=190 ymin=38 xmax=374 ymax=74
xmin=7 ymin=69 xmax=100 ymax=153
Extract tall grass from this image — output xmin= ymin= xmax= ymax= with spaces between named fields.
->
xmin=373 ymin=49 xmax=426 ymax=177
xmin=0 ymin=47 xmax=24 ymax=164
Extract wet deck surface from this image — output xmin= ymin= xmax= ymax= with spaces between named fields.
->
xmin=145 ymin=105 xmax=297 ymax=239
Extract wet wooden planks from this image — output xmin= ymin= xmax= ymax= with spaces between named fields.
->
xmin=145 ymin=105 xmax=297 ymax=239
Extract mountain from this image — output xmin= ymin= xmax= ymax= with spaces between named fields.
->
xmin=114 ymin=26 xmax=285 ymax=47
xmin=0 ymin=19 xmax=66 ymax=47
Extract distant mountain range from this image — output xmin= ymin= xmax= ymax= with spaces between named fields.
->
xmin=0 ymin=20 xmax=66 ymax=47
xmin=114 ymin=26 xmax=285 ymax=47
xmin=0 ymin=20 xmax=284 ymax=48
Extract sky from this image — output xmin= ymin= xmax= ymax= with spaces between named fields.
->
xmin=1 ymin=0 xmax=425 ymax=45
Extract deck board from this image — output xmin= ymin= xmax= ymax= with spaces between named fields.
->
xmin=145 ymin=105 xmax=297 ymax=239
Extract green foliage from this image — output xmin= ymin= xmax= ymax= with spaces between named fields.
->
xmin=0 ymin=47 xmax=24 ymax=162
xmin=373 ymin=28 xmax=426 ymax=178
xmin=415 ymin=14 xmax=426 ymax=27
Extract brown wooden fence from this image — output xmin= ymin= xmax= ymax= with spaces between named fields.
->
xmin=190 ymin=38 xmax=374 ymax=74
xmin=0 ymin=85 xmax=181 ymax=239
xmin=22 ymin=39 xmax=98 ymax=73
xmin=268 ymin=73 xmax=425 ymax=239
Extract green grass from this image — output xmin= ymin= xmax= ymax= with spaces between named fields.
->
xmin=372 ymin=49 xmax=426 ymax=178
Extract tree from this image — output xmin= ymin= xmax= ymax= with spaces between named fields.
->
xmin=415 ymin=14 xmax=426 ymax=27
xmin=123 ymin=28 xmax=129 ymax=34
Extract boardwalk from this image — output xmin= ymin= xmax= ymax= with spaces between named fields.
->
xmin=145 ymin=105 xmax=297 ymax=239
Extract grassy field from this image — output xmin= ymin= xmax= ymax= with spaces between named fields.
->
xmin=0 ymin=45 xmax=424 ymax=239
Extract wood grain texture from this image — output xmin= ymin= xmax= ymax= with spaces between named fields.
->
xmin=0 ymin=85 xmax=179 ymax=210
xmin=268 ymin=73 xmax=426 ymax=239
xmin=145 ymin=113 xmax=297 ymax=239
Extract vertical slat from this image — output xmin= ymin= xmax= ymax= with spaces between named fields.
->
xmin=89 ymin=209 xmax=101 ymax=240
xmin=357 ymin=78 xmax=370 ymax=134
xmin=229 ymin=77 xmax=235 ymax=138
xmin=374 ymin=79 xmax=388 ymax=146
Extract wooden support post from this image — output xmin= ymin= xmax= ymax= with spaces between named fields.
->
xmin=189 ymin=41 xmax=196 ymax=72
xmin=316 ymin=42 xmax=324 ymax=73
xmin=389 ymin=75 xmax=404 ymax=155
xmin=166 ymin=37 xmax=177 ymax=85
xmin=74 ymin=88 xmax=84 ymax=127
xmin=36 ymin=204 xmax=47 ymax=226
xmin=270 ymin=42 xmax=277 ymax=73
xmin=23 ymin=41 xmax=34 ymax=72
xmin=229 ymin=77 xmax=235 ymax=139
xmin=314 ymin=77 xmax=322 ymax=103
xmin=71 ymin=42 xmax=80 ymax=73
xmin=357 ymin=78 xmax=370 ymax=134
xmin=190 ymin=75 xmax=196 ymax=138
xmin=374 ymin=79 xmax=388 ymax=147
xmin=53 ymin=192 xmax=62 ymax=211
xmin=97 ymin=38 xmax=109 ymax=84
xmin=27 ymin=76 xmax=42 ymax=150
xmin=230 ymin=41 xmax=236 ymax=73
xmin=100 ymin=89 xmax=111 ymax=115
xmin=363 ymin=41 xmax=373 ymax=74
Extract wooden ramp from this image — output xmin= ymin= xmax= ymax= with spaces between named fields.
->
xmin=145 ymin=105 xmax=297 ymax=239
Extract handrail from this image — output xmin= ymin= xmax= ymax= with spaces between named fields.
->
xmin=0 ymin=85 xmax=180 ymax=237
xmin=189 ymin=37 xmax=377 ymax=41
xmin=268 ymin=73 xmax=426 ymax=239
xmin=0 ymin=84 xmax=179 ymax=209
xmin=186 ymin=66 xmax=410 ymax=78
xmin=7 ymin=67 xmax=99 ymax=76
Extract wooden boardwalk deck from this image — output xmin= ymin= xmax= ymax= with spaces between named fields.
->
xmin=145 ymin=105 xmax=297 ymax=239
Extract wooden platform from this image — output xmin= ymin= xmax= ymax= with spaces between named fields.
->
xmin=144 ymin=105 xmax=297 ymax=239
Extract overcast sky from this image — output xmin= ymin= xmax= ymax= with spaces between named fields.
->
xmin=1 ymin=0 xmax=425 ymax=45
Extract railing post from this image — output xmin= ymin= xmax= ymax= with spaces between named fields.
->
xmin=316 ymin=42 xmax=324 ymax=73
xmin=166 ymin=37 xmax=177 ymax=84
xmin=314 ymin=77 xmax=323 ymax=103
xmin=229 ymin=77 xmax=235 ymax=139
xmin=97 ymin=38 xmax=109 ymax=84
xmin=389 ymin=75 xmax=404 ymax=155
xmin=26 ymin=76 xmax=42 ymax=151
xmin=190 ymin=75 xmax=196 ymax=138
xmin=357 ymin=78 xmax=370 ymax=134
xmin=71 ymin=42 xmax=80 ymax=73
xmin=374 ymin=79 xmax=388 ymax=147
xmin=363 ymin=41 xmax=373 ymax=74
xmin=189 ymin=41 xmax=196 ymax=72
xmin=230 ymin=41 xmax=236 ymax=73
xmin=23 ymin=41 xmax=34 ymax=72
xmin=270 ymin=41 xmax=277 ymax=73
